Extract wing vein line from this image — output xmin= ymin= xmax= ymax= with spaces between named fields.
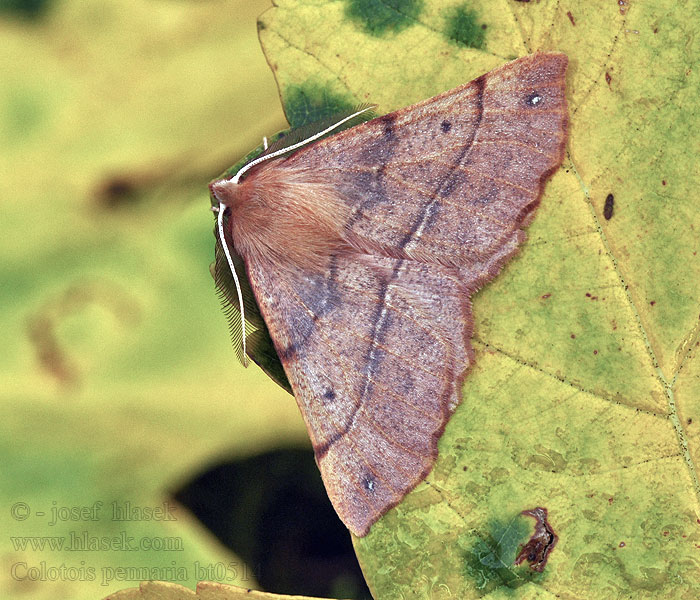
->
xmin=276 ymin=277 xmax=442 ymax=423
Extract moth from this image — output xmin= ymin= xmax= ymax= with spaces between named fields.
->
xmin=209 ymin=53 xmax=568 ymax=537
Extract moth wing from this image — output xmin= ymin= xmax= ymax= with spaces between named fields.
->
xmin=284 ymin=53 xmax=568 ymax=274
xmin=245 ymin=253 xmax=471 ymax=536
xmin=224 ymin=53 xmax=569 ymax=536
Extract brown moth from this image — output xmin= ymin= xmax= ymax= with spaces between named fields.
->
xmin=210 ymin=53 xmax=568 ymax=537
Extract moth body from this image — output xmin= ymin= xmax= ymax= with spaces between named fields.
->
xmin=212 ymin=160 xmax=351 ymax=275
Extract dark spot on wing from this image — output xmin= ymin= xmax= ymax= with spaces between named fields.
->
xmin=526 ymin=92 xmax=543 ymax=107
xmin=604 ymin=193 xmax=614 ymax=220
xmin=322 ymin=388 xmax=336 ymax=401
xmin=440 ymin=171 xmax=468 ymax=199
xmin=441 ymin=119 xmax=452 ymax=133
xmin=362 ymin=473 xmax=377 ymax=493
xmin=393 ymin=369 xmax=416 ymax=396
xmin=475 ymin=186 xmax=498 ymax=205
xmin=278 ymin=343 xmax=298 ymax=361
xmin=380 ymin=114 xmax=396 ymax=140
xmin=444 ymin=4 xmax=486 ymax=49
xmin=344 ymin=0 xmax=423 ymax=36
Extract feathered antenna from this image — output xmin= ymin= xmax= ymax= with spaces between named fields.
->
xmin=213 ymin=105 xmax=377 ymax=366
xmin=214 ymin=201 xmax=249 ymax=366
xmin=230 ymin=105 xmax=376 ymax=184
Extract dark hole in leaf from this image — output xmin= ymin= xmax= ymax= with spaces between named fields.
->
xmin=514 ymin=507 xmax=558 ymax=572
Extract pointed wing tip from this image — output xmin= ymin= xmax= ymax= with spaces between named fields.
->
xmin=349 ymin=522 xmax=371 ymax=538
xmin=332 ymin=404 xmax=456 ymax=539
xmin=516 ymin=52 xmax=568 ymax=78
xmin=341 ymin=452 xmax=441 ymax=538
xmin=545 ymin=52 xmax=569 ymax=73
xmin=533 ymin=51 xmax=568 ymax=63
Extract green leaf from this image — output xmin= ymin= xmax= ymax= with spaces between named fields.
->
xmin=259 ymin=0 xmax=700 ymax=597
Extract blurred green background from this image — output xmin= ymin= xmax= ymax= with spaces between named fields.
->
xmin=0 ymin=1 xmax=368 ymax=598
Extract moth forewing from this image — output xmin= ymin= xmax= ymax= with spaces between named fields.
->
xmin=210 ymin=53 xmax=568 ymax=536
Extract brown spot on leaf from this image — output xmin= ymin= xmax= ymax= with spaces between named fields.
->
xmin=541 ymin=293 xmax=551 ymax=299
xmin=619 ymin=541 xmax=626 ymax=548
xmin=604 ymin=193 xmax=614 ymax=220
xmin=662 ymin=180 xmax=667 ymax=186
xmin=605 ymin=72 xmax=612 ymax=86
xmin=96 ymin=176 xmax=140 ymax=208
xmin=26 ymin=282 xmax=140 ymax=387
xmin=514 ymin=507 xmax=557 ymax=572
xmin=95 ymin=153 xmax=207 ymax=208
xmin=27 ymin=314 xmax=78 ymax=386
xmin=650 ymin=300 xmax=656 ymax=306
xmin=567 ymin=11 xmax=576 ymax=25
xmin=570 ymin=333 xmax=576 ymax=339
xmin=618 ymin=0 xmax=628 ymax=15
